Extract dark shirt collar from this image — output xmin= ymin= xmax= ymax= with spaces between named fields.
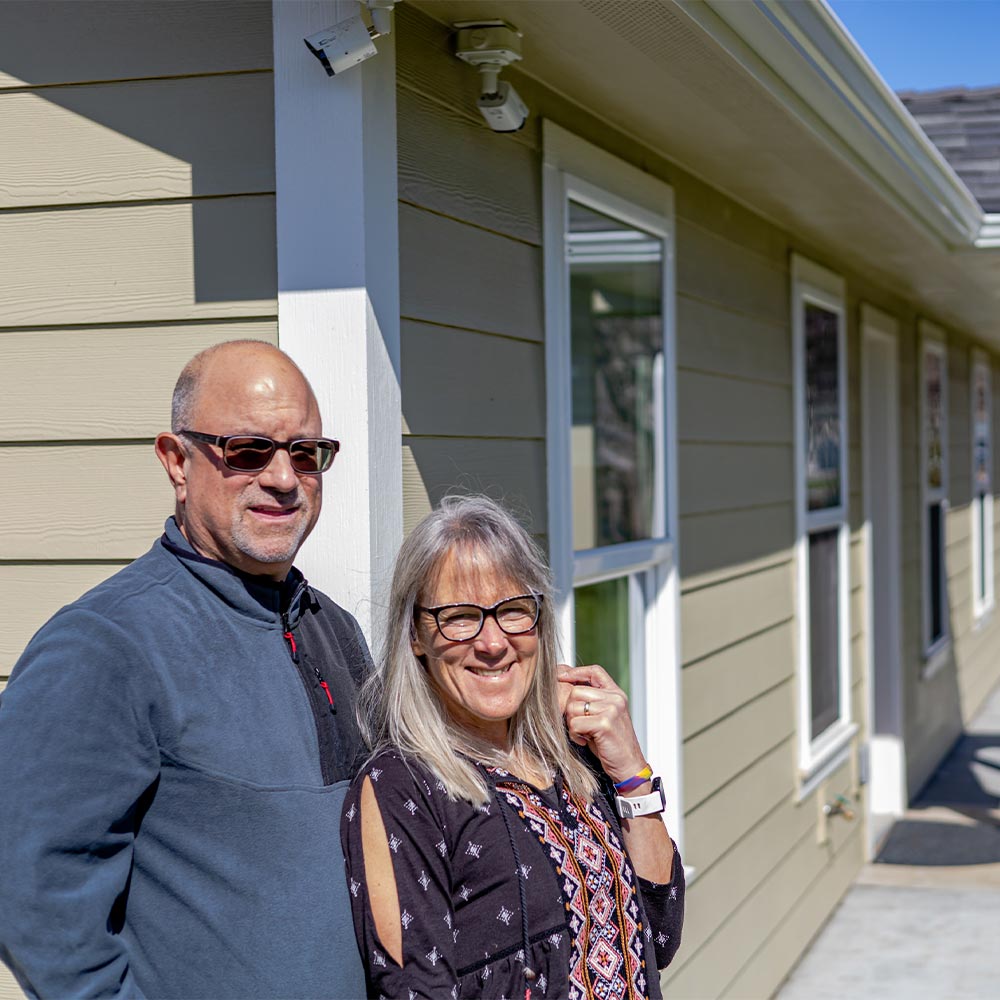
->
xmin=159 ymin=516 xmax=309 ymax=625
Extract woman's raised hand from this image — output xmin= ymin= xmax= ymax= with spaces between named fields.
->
xmin=557 ymin=664 xmax=649 ymax=786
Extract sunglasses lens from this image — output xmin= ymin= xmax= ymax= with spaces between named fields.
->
xmin=289 ymin=440 xmax=337 ymax=474
xmin=223 ymin=437 xmax=275 ymax=472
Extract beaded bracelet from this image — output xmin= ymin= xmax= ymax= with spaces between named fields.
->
xmin=613 ymin=764 xmax=653 ymax=793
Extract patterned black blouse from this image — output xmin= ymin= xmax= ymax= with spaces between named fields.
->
xmin=341 ymin=749 xmax=685 ymax=1000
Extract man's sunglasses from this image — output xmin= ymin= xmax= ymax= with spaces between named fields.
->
xmin=180 ymin=430 xmax=340 ymax=475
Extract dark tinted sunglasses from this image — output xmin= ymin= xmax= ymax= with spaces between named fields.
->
xmin=181 ymin=430 xmax=339 ymax=475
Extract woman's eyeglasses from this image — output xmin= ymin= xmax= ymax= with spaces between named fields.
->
xmin=181 ymin=430 xmax=340 ymax=475
xmin=416 ymin=594 xmax=542 ymax=642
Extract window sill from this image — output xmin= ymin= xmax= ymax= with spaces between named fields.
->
xmin=972 ymin=605 xmax=995 ymax=631
xmin=796 ymin=722 xmax=858 ymax=802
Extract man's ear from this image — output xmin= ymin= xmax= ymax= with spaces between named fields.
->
xmin=155 ymin=432 xmax=189 ymax=503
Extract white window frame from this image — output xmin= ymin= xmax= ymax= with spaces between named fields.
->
xmin=791 ymin=255 xmax=855 ymax=791
xmin=970 ymin=348 xmax=993 ymax=623
xmin=542 ymin=122 xmax=682 ymax=852
xmin=920 ymin=324 xmax=950 ymax=674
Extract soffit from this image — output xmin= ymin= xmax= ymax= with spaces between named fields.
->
xmin=409 ymin=0 xmax=1000 ymax=345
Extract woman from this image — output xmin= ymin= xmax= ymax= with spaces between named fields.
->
xmin=342 ymin=495 xmax=684 ymax=998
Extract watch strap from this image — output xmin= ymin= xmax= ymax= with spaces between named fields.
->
xmin=614 ymin=776 xmax=665 ymax=819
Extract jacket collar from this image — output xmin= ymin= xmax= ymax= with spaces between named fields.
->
xmin=159 ymin=517 xmax=310 ymax=626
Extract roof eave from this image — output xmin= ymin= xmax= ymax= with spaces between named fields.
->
xmin=678 ymin=0 xmax=985 ymax=249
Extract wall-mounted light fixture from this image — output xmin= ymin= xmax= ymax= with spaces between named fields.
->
xmin=454 ymin=20 xmax=529 ymax=132
xmin=305 ymin=0 xmax=396 ymax=77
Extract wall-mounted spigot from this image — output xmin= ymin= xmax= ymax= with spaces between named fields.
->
xmin=823 ymin=794 xmax=856 ymax=821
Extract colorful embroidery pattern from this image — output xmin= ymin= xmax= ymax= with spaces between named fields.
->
xmin=496 ymin=779 xmax=648 ymax=1000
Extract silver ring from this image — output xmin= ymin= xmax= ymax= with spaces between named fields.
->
xmin=584 ymin=701 xmax=591 ymax=716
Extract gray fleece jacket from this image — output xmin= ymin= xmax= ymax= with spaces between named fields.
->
xmin=0 ymin=518 xmax=370 ymax=999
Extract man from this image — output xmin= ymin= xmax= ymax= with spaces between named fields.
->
xmin=0 ymin=341 xmax=369 ymax=998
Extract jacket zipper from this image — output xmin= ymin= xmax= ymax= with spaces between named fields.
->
xmin=282 ymin=610 xmax=335 ymax=711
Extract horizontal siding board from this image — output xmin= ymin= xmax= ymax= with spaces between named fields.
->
xmin=399 ymin=204 xmax=543 ymax=340
xmin=718 ymin=822 xmax=862 ymax=1000
xmin=397 ymin=86 xmax=541 ymax=245
xmin=682 ymin=738 xmax=793 ymax=876
xmin=0 ymin=322 xmax=277 ymax=441
xmin=0 ymin=1 xmax=273 ymax=88
xmin=0 ymin=74 xmax=275 ymax=208
xmin=683 ymin=620 xmax=795 ymax=738
xmin=679 ymin=443 xmax=792 ymax=516
xmin=665 ymin=765 xmax=859 ymax=998
xmin=678 ymin=370 xmax=791 ymax=444
xmin=401 ymin=322 xmax=545 ymax=439
xmin=403 ymin=437 xmax=546 ymax=534
xmin=0 ymin=959 xmax=25 ymax=999
xmin=0 ymin=446 xmax=171 ymax=560
xmin=676 ymin=219 xmax=788 ymax=327
xmin=683 ymin=681 xmax=795 ymax=811
xmin=676 ymin=747 xmax=831 ymax=963
xmin=0 ymin=563 xmax=126 ymax=673
xmin=0 ymin=198 xmax=277 ymax=326
xmin=676 ymin=296 xmax=790 ymax=384
xmin=680 ymin=504 xmax=793 ymax=585
xmin=681 ymin=561 xmax=793 ymax=665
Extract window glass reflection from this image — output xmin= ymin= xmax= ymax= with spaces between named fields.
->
xmin=805 ymin=304 xmax=841 ymax=511
xmin=574 ymin=576 xmax=630 ymax=698
xmin=569 ymin=201 xmax=663 ymax=550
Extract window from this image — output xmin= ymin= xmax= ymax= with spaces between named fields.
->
xmin=971 ymin=349 xmax=993 ymax=621
xmin=543 ymin=123 xmax=681 ymax=847
xmin=920 ymin=329 xmax=949 ymax=665
xmin=792 ymin=256 xmax=854 ymax=786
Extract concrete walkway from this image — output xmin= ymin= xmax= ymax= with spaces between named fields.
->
xmin=775 ymin=683 xmax=1000 ymax=1000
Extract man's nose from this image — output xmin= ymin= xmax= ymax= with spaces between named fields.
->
xmin=257 ymin=446 xmax=299 ymax=492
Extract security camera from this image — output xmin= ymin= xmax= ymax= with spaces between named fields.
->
xmin=478 ymin=80 xmax=529 ymax=133
xmin=304 ymin=1 xmax=394 ymax=77
xmin=454 ymin=20 xmax=530 ymax=133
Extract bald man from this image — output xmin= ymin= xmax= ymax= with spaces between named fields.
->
xmin=0 ymin=342 xmax=369 ymax=999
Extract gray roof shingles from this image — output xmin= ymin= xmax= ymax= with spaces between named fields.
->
xmin=900 ymin=85 xmax=1000 ymax=212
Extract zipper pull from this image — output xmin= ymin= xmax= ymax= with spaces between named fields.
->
xmin=283 ymin=625 xmax=299 ymax=663
xmin=313 ymin=666 xmax=335 ymax=710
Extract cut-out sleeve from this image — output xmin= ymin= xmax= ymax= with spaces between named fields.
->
xmin=341 ymin=751 xmax=459 ymax=998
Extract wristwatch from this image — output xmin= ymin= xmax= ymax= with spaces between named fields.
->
xmin=615 ymin=776 xmax=666 ymax=819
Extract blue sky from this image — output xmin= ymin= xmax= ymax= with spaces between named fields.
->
xmin=828 ymin=0 xmax=1000 ymax=92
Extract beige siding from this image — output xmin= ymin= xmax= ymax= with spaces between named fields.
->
xmin=0 ymin=1 xmax=273 ymax=89
xmin=0 ymin=2 xmax=276 ymax=677
xmin=0 ymin=199 xmax=276 ymax=327
xmin=0 ymin=564 xmax=125 ymax=674
xmin=1 ymin=445 xmax=174 ymax=561
xmin=396 ymin=6 xmax=546 ymax=533
xmin=0 ymin=74 xmax=274 ymax=208
xmin=1 ymin=323 xmax=277 ymax=441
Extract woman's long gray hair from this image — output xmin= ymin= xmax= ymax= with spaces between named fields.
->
xmin=358 ymin=494 xmax=598 ymax=805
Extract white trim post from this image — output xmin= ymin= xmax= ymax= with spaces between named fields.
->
xmin=272 ymin=0 xmax=402 ymax=650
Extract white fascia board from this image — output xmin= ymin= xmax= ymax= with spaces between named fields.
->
xmin=677 ymin=0 xmax=983 ymax=249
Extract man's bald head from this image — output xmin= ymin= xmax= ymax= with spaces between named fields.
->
xmin=171 ymin=340 xmax=318 ymax=435
xmin=157 ymin=340 xmax=326 ymax=579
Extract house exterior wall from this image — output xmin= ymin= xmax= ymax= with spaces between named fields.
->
xmin=0 ymin=1 xmax=278 ymax=681
xmin=397 ymin=5 xmax=1000 ymax=997
xmin=2 ymin=3 xmax=1000 ymax=999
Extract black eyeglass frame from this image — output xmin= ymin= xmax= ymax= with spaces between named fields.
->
xmin=180 ymin=429 xmax=340 ymax=475
xmin=415 ymin=593 xmax=543 ymax=641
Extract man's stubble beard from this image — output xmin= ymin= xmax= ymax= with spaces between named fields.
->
xmin=230 ymin=488 xmax=315 ymax=566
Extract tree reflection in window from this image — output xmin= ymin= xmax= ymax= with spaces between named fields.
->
xmin=568 ymin=201 xmax=663 ymax=550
